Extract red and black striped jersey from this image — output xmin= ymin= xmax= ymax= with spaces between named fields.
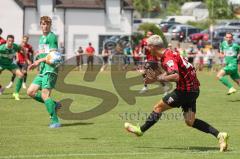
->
xmin=161 ymin=49 xmax=200 ymax=92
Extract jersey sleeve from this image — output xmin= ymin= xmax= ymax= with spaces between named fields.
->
xmin=48 ymin=34 xmax=58 ymax=50
xmin=164 ymin=57 xmax=179 ymax=74
xmin=12 ymin=43 xmax=21 ymax=52
xmin=0 ymin=44 xmax=5 ymax=53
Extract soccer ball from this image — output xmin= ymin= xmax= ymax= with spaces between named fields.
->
xmin=45 ymin=51 xmax=62 ymax=65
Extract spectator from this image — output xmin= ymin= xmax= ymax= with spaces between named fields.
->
xmin=175 ymin=42 xmax=187 ymax=59
xmin=132 ymin=45 xmax=141 ymax=70
xmin=0 ymin=28 xmax=6 ymax=45
xmin=195 ymin=48 xmax=204 ymax=71
xmin=186 ymin=45 xmax=196 ymax=65
xmin=100 ymin=47 xmax=111 ymax=72
xmin=197 ymin=40 xmax=204 ymax=50
xmin=76 ymin=46 xmax=84 ymax=70
xmin=123 ymin=44 xmax=133 ymax=70
xmin=206 ymin=48 xmax=214 ymax=71
xmin=85 ymin=42 xmax=95 ymax=71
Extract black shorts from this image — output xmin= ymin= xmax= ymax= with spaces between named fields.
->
xmin=103 ymin=56 xmax=109 ymax=64
xmin=162 ymin=89 xmax=200 ymax=113
xmin=238 ymin=56 xmax=240 ymax=64
xmin=17 ymin=63 xmax=28 ymax=71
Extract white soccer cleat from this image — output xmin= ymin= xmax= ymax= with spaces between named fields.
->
xmin=139 ymin=86 xmax=148 ymax=94
xmin=218 ymin=132 xmax=229 ymax=152
xmin=5 ymin=82 xmax=13 ymax=89
xmin=227 ymin=87 xmax=237 ymax=95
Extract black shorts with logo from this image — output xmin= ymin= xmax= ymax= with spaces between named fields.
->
xmin=162 ymin=89 xmax=200 ymax=113
xmin=17 ymin=63 xmax=28 ymax=71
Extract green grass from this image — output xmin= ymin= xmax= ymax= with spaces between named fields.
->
xmin=0 ymin=70 xmax=240 ymax=159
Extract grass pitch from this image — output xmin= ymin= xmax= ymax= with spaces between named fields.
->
xmin=0 ymin=69 xmax=239 ymax=159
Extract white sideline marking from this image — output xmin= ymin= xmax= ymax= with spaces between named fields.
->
xmin=0 ymin=151 xmax=239 ymax=159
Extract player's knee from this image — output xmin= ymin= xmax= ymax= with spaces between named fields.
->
xmin=216 ymin=74 xmax=222 ymax=79
xmin=27 ymin=89 xmax=36 ymax=97
xmin=17 ymin=72 xmax=24 ymax=78
xmin=41 ymin=93 xmax=48 ymax=101
xmin=153 ymin=103 xmax=164 ymax=113
xmin=185 ymin=119 xmax=195 ymax=127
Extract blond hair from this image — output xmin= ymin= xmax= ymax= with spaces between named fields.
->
xmin=147 ymin=35 xmax=163 ymax=46
xmin=40 ymin=16 xmax=52 ymax=25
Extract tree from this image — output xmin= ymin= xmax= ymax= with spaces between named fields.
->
xmin=138 ymin=23 xmax=168 ymax=47
xmin=205 ymin=0 xmax=235 ymax=19
xmin=133 ymin=0 xmax=161 ymax=18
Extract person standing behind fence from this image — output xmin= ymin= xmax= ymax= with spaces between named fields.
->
xmin=85 ymin=42 xmax=95 ymax=71
xmin=123 ymin=44 xmax=133 ymax=70
xmin=76 ymin=46 xmax=84 ymax=70
xmin=101 ymin=47 xmax=111 ymax=72
xmin=206 ymin=48 xmax=214 ymax=71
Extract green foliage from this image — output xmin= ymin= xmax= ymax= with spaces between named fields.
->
xmin=187 ymin=19 xmax=215 ymax=30
xmin=133 ymin=0 xmax=161 ymax=17
xmin=138 ymin=22 xmax=168 ymax=47
xmin=131 ymin=32 xmax=144 ymax=47
xmin=204 ymin=0 xmax=236 ymax=19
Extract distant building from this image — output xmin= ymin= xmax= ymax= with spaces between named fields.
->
xmin=228 ymin=0 xmax=240 ymax=5
xmin=181 ymin=2 xmax=209 ymax=21
xmin=0 ymin=0 xmax=133 ymax=59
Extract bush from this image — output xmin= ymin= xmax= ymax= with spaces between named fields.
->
xmin=138 ymin=23 xmax=168 ymax=47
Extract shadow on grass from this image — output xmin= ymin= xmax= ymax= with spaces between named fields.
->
xmin=78 ymin=137 xmax=97 ymax=140
xmin=137 ymin=146 xmax=219 ymax=152
xmin=0 ymin=97 xmax=31 ymax=100
xmin=61 ymin=122 xmax=94 ymax=127
xmin=228 ymin=99 xmax=240 ymax=102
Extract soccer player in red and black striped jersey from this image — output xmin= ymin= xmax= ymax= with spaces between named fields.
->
xmin=0 ymin=28 xmax=6 ymax=94
xmin=139 ymin=31 xmax=169 ymax=94
xmin=125 ymin=35 xmax=229 ymax=152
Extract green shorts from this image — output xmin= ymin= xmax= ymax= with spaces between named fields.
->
xmin=0 ymin=63 xmax=18 ymax=71
xmin=32 ymin=73 xmax=58 ymax=89
xmin=223 ymin=64 xmax=240 ymax=80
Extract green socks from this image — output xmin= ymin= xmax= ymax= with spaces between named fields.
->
xmin=33 ymin=92 xmax=44 ymax=103
xmin=44 ymin=98 xmax=59 ymax=124
xmin=219 ymin=77 xmax=233 ymax=89
xmin=15 ymin=78 xmax=23 ymax=93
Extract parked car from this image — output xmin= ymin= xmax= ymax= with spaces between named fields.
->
xmin=168 ymin=24 xmax=201 ymax=41
xmin=189 ymin=29 xmax=209 ymax=44
xmin=159 ymin=21 xmax=181 ymax=32
xmin=233 ymin=32 xmax=240 ymax=45
xmin=216 ymin=21 xmax=240 ymax=27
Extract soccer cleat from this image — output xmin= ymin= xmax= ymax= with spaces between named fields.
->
xmin=12 ymin=93 xmax=20 ymax=100
xmin=227 ymin=87 xmax=237 ymax=95
xmin=49 ymin=123 xmax=61 ymax=128
xmin=217 ymin=132 xmax=229 ymax=152
xmin=22 ymin=83 xmax=27 ymax=89
xmin=139 ymin=86 xmax=148 ymax=94
xmin=5 ymin=82 xmax=13 ymax=89
xmin=124 ymin=122 xmax=143 ymax=136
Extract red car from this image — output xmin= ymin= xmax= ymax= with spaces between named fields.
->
xmin=189 ymin=30 xmax=209 ymax=44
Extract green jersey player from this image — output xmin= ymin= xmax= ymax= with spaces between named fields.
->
xmin=217 ymin=32 xmax=240 ymax=95
xmin=0 ymin=35 xmax=24 ymax=100
xmin=27 ymin=16 xmax=61 ymax=128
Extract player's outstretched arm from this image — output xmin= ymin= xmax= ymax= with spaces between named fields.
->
xmin=28 ymin=58 xmax=46 ymax=70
